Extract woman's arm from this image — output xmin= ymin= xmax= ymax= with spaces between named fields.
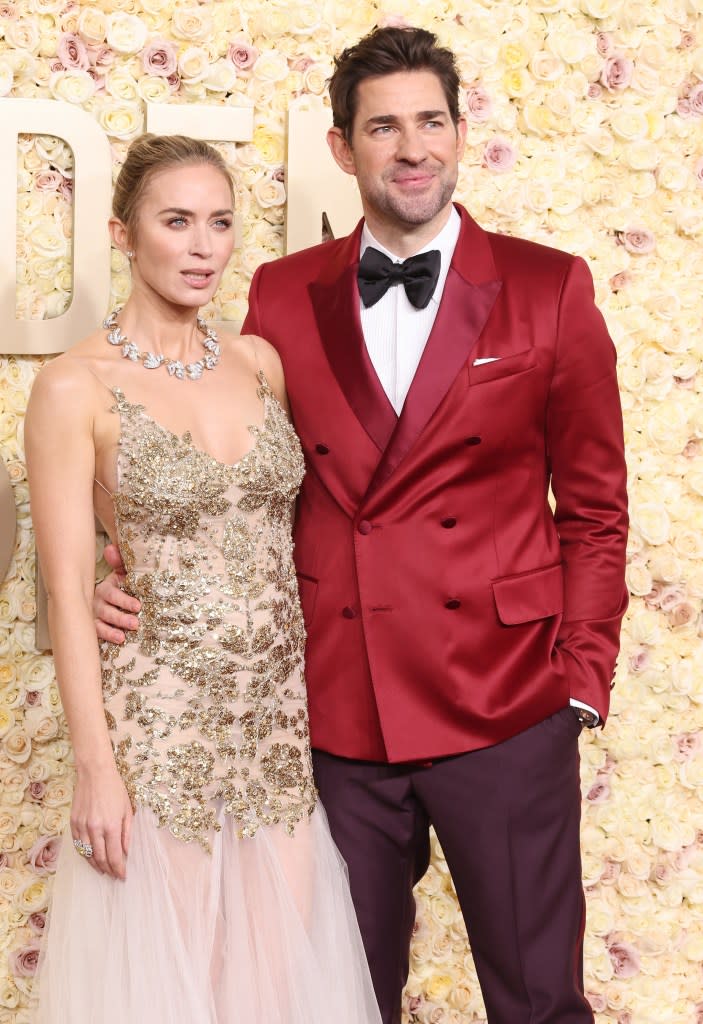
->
xmin=25 ymin=362 xmax=132 ymax=880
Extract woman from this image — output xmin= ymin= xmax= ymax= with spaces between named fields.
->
xmin=26 ymin=134 xmax=381 ymax=1023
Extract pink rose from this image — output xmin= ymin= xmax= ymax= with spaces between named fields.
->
xmin=87 ymin=44 xmax=115 ymax=69
xmin=167 ymin=71 xmax=181 ymax=93
xmin=668 ymin=600 xmax=698 ymax=629
xmin=599 ymin=860 xmax=621 ymax=884
xmin=609 ymin=270 xmax=631 ymax=292
xmin=677 ymin=97 xmax=692 ymax=118
xmin=27 ymin=834 xmax=61 ymax=875
xmin=0 ymin=852 xmax=9 ymax=869
xmin=601 ymin=55 xmax=634 ymax=91
xmin=588 ymin=82 xmax=603 ymax=99
xmin=587 ymin=992 xmax=607 ymax=1013
xmin=679 ymin=31 xmax=695 ymax=50
xmin=59 ymin=177 xmax=74 ymax=200
xmin=28 ymin=781 xmax=46 ymax=801
xmin=227 ymin=38 xmax=258 ymax=71
xmin=377 ymin=14 xmax=410 ymax=28
xmin=596 ymin=32 xmax=613 ymax=57
xmin=608 ymin=941 xmax=641 ymax=978
xmin=628 ymin=646 xmax=650 ymax=672
xmin=58 ymin=31 xmax=90 ymax=70
xmin=617 ymin=1013 xmax=632 ymax=1024
xmin=9 ymin=943 xmax=41 ymax=977
xmin=25 ymin=689 xmax=42 ymax=705
xmin=34 ymin=171 xmax=63 ymax=192
xmin=141 ymin=37 xmax=177 ymax=78
xmin=689 ymin=83 xmax=703 ymax=116
xmin=49 ymin=59 xmax=64 ymax=73
xmin=620 ymin=225 xmax=655 ymax=254
xmin=0 ymin=3 xmax=17 ymax=18
xmin=465 ymin=84 xmax=492 ymax=123
xmin=586 ymin=775 xmax=611 ymax=803
xmin=674 ymin=732 xmax=703 ymax=761
xmin=291 ymin=56 xmax=313 ymax=73
xmin=483 ymin=137 xmax=517 ymax=173
xmin=28 ymin=911 xmax=46 ymax=935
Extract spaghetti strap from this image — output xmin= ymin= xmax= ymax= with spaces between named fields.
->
xmin=94 ymin=477 xmax=113 ymax=498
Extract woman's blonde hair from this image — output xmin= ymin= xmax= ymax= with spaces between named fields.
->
xmin=112 ymin=134 xmax=234 ymax=240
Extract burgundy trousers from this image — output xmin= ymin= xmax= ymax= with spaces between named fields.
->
xmin=312 ymin=707 xmax=594 ymax=1024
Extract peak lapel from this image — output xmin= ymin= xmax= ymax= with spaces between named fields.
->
xmin=365 ymin=206 xmax=502 ymax=495
xmin=308 ymin=223 xmax=397 ymax=453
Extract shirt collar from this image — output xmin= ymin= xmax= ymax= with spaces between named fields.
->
xmin=360 ymin=206 xmax=461 ymax=306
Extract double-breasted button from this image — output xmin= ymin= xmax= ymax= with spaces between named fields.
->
xmin=342 ymin=606 xmax=356 ymax=619
xmin=357 ymin=520 xmax=373 ymax=535
xmin=441 ymin=517 xmax=457 ymax=529
xmin=445 ymin=599 xmax=461 ymax=610
xmin=465 ymin=436 xmax=482 ymax=446
xmin=315 ymin=443 xmax=330 ymax=455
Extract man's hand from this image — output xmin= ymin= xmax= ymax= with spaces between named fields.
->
xmin=94 ymin=544 xmax=140 ymax=644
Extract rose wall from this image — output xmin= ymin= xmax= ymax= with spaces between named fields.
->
xmin=1 ymin=0 xmax=703 ymax=1021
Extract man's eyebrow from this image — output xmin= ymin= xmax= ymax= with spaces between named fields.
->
xmin=157 ymin=207 xmax=233 ymax=216
xmin=364 ymin=110 xmax=448 ymax=125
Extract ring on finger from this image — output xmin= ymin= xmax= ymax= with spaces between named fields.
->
xmin=73 ymin=837 xmax=94 ymax=858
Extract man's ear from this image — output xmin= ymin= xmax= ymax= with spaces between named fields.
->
xmin=455 ymin=116 xmax=468 ymax=161
xmin=326 ymin=127 xmax=357 ymax=177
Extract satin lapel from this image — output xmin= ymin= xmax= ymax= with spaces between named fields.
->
xmin=308 ymin=226 xmax=397 ymax=453
xmin=366 ymin=206 xmax=502 ymax=495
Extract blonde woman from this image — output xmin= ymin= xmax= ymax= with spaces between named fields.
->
xmin=26 ymin=134 xmax=380 ymax=1024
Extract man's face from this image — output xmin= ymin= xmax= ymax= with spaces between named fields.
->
xmin=328 ymin=70 xmax=466 ymax=245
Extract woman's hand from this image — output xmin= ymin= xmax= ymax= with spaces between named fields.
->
xmin=71 ymin=762 xmax=134 ymax=880
xmin=94 ymin=544 xmax=140 ymax=644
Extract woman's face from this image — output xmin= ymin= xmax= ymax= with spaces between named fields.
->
xmin=127 ymin=162 xmax=234 ymax=309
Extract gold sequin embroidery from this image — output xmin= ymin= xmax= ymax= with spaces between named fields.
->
xmin=101 ymin=375 xmax=316 ymax=851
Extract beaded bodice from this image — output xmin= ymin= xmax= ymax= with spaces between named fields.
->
xmin=100 ymin=373 xmax=317 ymax=850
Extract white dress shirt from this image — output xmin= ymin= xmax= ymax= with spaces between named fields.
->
xmin=359 ymin=207 xmax=461 ymax=414
xmin=356 ymin=208 xmax=599 ymax=727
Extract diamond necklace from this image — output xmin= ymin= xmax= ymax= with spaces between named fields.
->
xmin=102 ymin=309 xmax=220 ymax=381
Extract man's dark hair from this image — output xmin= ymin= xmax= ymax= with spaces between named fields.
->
xmin=329 ymin=26 xmax=461 ymax=142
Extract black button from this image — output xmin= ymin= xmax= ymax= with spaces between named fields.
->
xmin=465 ymin=436 xmax=482 ymax=446
xmin=315 ymin=443 xmax=330 ymax=455
xmin=358 ymin=520 xmax=373 ymax=535
xmin=342 ymin=607 xmax=356 ymax=619
xmin=441 ymin=517 xmax=457 ymax=529
xmin=445 ymin=599 xmax=461 ymax=610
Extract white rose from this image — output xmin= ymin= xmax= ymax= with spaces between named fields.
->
xmin=137 ymin=75 xmax=171 ymax=104
xmin=105 ymin=68 xmax=139 ymax=102
xmin=172 ymin=6 xmax=211 ymax=41
xmin=106 ymin=13 xmax=147 ymax=55
xmin=49 ymin=68 xmax=96 ymax=104
xmin=178 ymin=46 xmax=209 ymax=83
xmin=252 ymin=49 xmax=289 ymax=83
xmin=98 ymin=100 xmax=143 ymax=140
xmin=0 ymin=59 xmax=14 ymax=98
xmin=77 ymin=7 xmax=107 ymax=44
xmin=204 ymin=60 xmax=237 ymax=94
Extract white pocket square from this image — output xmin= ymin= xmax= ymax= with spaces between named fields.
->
xmin=473 ymin=357 xmax=501 ymax=366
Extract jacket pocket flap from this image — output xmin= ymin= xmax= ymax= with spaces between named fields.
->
xmin=492 ymin=563 xmax=563 ymax=625
xmin=469 ymin=348 xmax=537 ymax=385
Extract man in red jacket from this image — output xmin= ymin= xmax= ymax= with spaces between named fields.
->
xmin=96 ymin=26 xmax=628 ymax=1024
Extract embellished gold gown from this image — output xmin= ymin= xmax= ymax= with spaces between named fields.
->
xmin=34 ymin=373 xmax=381 ymax=1024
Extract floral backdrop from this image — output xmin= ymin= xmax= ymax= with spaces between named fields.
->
xmin=1 ymin=0 xmax=703 ymax=1021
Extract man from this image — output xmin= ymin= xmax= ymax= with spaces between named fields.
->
xmin=95 ymin=26 xmax=628 ymax=1024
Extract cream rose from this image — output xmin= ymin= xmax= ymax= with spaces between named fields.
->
xmin=106 ymin=12 xmax=147 ymax=55
xmin=98 ymin=100 xmax=143 ymax=140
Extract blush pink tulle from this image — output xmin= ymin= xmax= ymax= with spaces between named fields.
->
xmin=31 ymin=803 xmax=382 ymax=1023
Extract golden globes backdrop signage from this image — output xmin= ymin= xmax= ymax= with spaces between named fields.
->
xmin=0 ymin=2 xmax=702 ymax=1022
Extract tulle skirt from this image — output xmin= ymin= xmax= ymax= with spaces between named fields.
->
xmin=31 ymin=802 xmax=381 ymax=1023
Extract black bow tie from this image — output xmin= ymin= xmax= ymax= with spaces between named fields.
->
xmin=357 ymin=247 xmax=441 ymax=310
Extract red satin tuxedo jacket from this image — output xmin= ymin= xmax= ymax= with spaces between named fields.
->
xmin=242 ymin=205 xmax=628 ymax=762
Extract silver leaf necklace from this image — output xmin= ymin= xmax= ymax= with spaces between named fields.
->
xmin=103 ymin=309 xmax=220 ymax=381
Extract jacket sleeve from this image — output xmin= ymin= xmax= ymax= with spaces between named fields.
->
xmin=547 ymin=256 xmax=629 ymax=722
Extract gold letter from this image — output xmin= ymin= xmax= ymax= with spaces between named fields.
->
xmin=0 ymin=99 xmax=112 ymax=355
